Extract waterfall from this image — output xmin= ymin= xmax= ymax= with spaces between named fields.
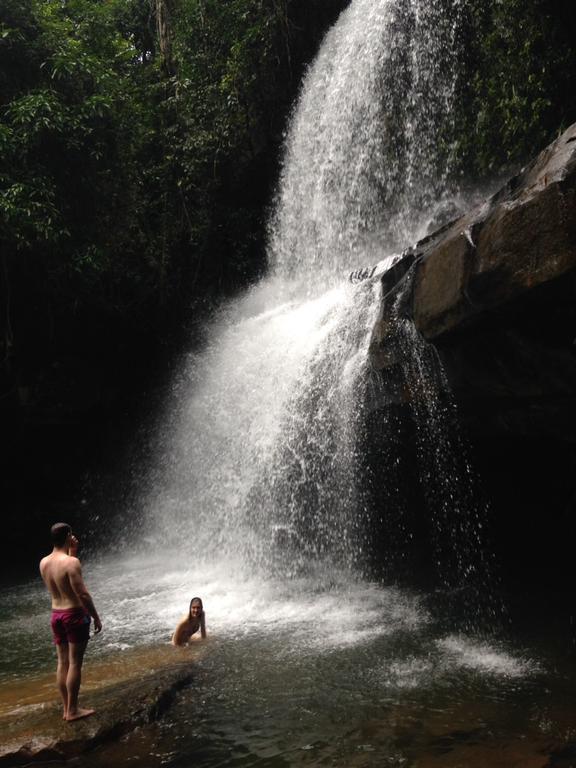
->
xmin=270 ymin=0 xmax=462 ymax=284
xmin=383 ymin=314 xmax=501 ymax=623
xmin=137 ymin=0 xmax=466 ymax=582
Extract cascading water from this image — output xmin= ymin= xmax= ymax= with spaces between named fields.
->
xmin=136 ymin=278 xmax=383 ymax=578
xmin=138 ymin=0 xmax=466 ymax=584
xmin=270 ymin=0 xmax=462 ymax=283
xmin=381 ymin=311 xmax=503 ymax=624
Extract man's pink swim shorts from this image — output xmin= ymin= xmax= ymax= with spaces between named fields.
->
xmin=51 ymin=607 xmax=91 ymax=645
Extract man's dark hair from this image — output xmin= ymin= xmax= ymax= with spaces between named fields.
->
xmin=51 ymin=522 xmax=71 ymax=548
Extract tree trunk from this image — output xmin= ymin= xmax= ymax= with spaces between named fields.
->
xmin=156 ymin=0 xmax=174 ymax=75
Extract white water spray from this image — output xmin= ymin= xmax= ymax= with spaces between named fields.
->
xmin=270 ymin=0 xmax=462 ymax=284
xmin=138 ymin=0 xmax=463 ymax=581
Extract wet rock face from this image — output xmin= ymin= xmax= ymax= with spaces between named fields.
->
xmin=412 ymin=123 xmax=576 ymax=340
xmin=434 ymin=276 xmax=576 ymax=592
xmin=436 ymin=277 xmax=576 ymax=438
xmin=412 ymin=124 xmax=576 ymax=447
xmin=367 ymin=122 xmax=576 ymax=594
xmin=369 ymin=121 xmax=576 ymax=433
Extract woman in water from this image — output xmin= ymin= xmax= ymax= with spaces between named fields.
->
xmin=172 ymin=597 xmax=207 ymax=646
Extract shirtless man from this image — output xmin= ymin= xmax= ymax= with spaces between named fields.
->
xmin=39 ymin=522 xmax=102 ymax=721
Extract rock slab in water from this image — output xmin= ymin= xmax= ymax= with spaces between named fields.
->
xmin=0 ymin=661 xmax=193 ymax=766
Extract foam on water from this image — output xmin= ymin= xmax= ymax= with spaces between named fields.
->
xmin=83 ymin=554 xmax=427 ymax=652
xmin=367 ymin=636 xmax=539 ymax=694
xmin=436 ymin=636 xmax=541 ymax=678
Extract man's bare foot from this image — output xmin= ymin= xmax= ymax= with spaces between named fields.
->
xmin=66 ymin=708 xmax=95 ymax=721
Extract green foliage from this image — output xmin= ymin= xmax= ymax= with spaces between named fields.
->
xmin=1 ymin=0 xmax=166 ymax=327
xmin=164 ymin=0 xmax=295 ymax=287
xmin=0 ymin=0 xmax=297 ymax=335
xmin=0 ymin=0 xmax=350 ymax=403
xmin=455 ymin=0 xmax=576 ymax=177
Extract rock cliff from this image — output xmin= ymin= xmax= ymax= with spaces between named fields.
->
xmin=365 ymin=122 xmax=576 ymax=598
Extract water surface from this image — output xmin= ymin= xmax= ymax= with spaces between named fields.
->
xmin=1 ymin=558 xmax=574 ymax=767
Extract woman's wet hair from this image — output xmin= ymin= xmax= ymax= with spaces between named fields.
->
xmin=188 ymin=597 xmax=203 ymax=620
xmin=51 ymin=522 xmax=71 ymax=548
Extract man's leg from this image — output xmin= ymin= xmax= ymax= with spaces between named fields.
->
xmin=65 ymin=641 xmax=95 ymax=721
xmin=55 ymin=642 xmax=70 ymax=719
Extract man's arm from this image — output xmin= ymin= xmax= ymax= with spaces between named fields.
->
xmin=69 ymin=560 xmax=102 ymax=633
xmin=67 ymin=535 xmax=79 ymax=558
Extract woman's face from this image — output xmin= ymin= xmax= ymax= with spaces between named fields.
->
xmin=191 ymin=601 xmax=202 ymax=617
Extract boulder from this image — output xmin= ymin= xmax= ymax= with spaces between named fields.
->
xmin=416 ymin=123 xmax=576 ymax=339
xmin=367 ymin=121 xmax=576 ymax=352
